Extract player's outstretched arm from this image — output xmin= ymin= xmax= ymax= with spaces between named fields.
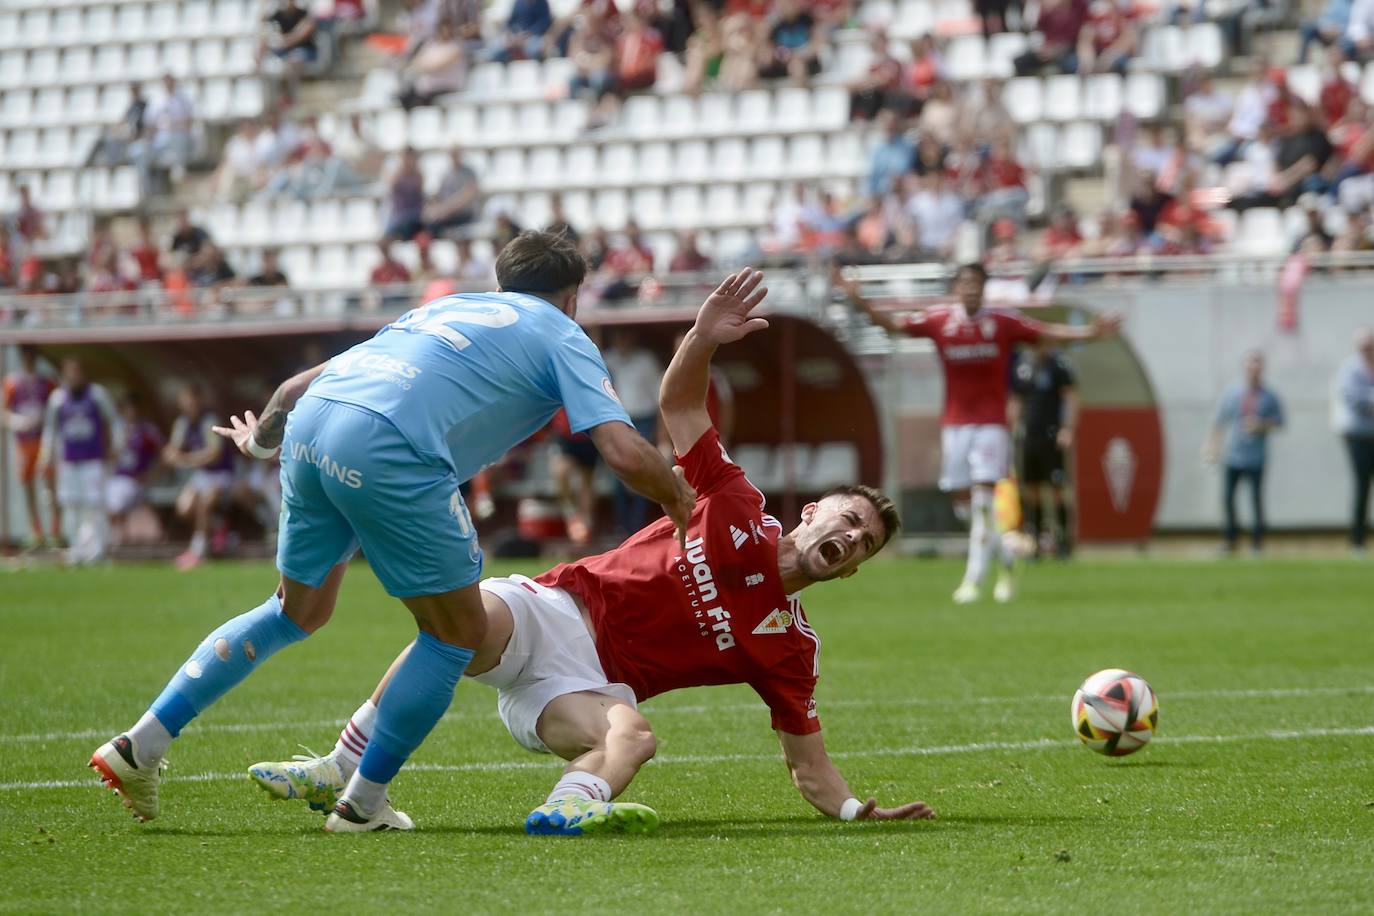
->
xmin=832 ymin=266 xmax=904 ymax=335
xmin=1037 ymin=311 xmax=1124 ymax=344
xmin=660 ymin=267 xmax=769 ymax=455
xmin=777 ymin=729 xmax=936 ymax=822
xmin=214 ymin=361 xmax=328 ymax=458
xmin=590 ymin=421 xmax=697 ymax=547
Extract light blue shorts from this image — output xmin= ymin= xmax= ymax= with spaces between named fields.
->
xmin=277 ymin=396 xmax=482 ymax=598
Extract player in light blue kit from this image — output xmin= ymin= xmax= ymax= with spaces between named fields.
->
xmin=90 ymin=231 xmax=696 ymax=831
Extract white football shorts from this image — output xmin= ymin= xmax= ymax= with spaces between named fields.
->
xmin=470 ymin=574 xmax=638 ymax=754
xmin=57 ymin=459 xmax=107 ymax=509
xmin=939 ymin=424 xmax=1010 ymax=491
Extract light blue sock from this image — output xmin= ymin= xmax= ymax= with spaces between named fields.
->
xmin=358 ymin=631 xmax=474 ymax=786
xmin=148 ymin=594 xmax=308 ymax=737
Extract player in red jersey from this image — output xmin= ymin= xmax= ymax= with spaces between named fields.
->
xmin=838 ymin=263 xmax=1119 ymax=604
xmin=248 ymin=269 xmax=935 ymax=834
xmin=2 ymin=345 xmax=59 ymax=546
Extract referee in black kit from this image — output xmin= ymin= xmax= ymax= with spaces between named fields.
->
xmin=1010 ymin=340 xmax=1078 ymax=559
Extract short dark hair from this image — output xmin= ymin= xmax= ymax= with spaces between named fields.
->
xmin=496 ymin=230 xmax=588 ymax=296
xmin=822 ymin=484 xmax=902 ymax=553
xmin=956 ymin=262 xmax=988 ymax=283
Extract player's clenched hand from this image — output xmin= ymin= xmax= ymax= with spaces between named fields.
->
xmin=662 ymin=465 xmax=697 ymax=549
xmin=213 ymin=410 xmax=277 ymax=460
xmin=695 ymin=267 xmax=770 ymax=346
xmin=856 ymin=797 xmax=936 ymax=821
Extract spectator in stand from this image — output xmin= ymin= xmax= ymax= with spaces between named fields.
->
xmin=907 ymin=171 xmax=965 ymax=258
xmin=0 ymin=225 xmax=14 ymax=289
xmin=866 ymin=110 xmax=915 ymax=197
xmin=261 ymin=0 xmax=320 ymax=91
xmin=847 ymin=28 xmax=903 ymax=121
xmin=568 ymin=5 xmax=619 ymax=106
xmin=454 ymin=236 xmax=495 ymax=283
xmin=443 ymin=0 xmax=487 ymax=51
xmin=398 ymin=18 xmax=467 ymax=110
xmin=1232 ymin=102 xmax=1334 ymax=210
xmin=330 ymin=112 xmax=384 ymax=182
xmin=683 ymin=4 xmax=725 ymax=93
xmin=1318 ymin=47 xmax=1358 ymax=128
xmin=1300 ymin=0 xmax=1355 ymax=62
xmin=582 ymin=226 xmax=611 ymax=271
xmin=1334 ymin=210 xmax=1374 ymax=252
xmin=546 ymin=193 xmax=580 ymax=244
xmin=605 ymin=219 xmax=655 ymax=275
xmin=248 ymin=248 xmax=290 ymax=287
xmin=1036 ymin=206 xmax=1085 ymax=261
xmin=716 ymin=9 xmax=763 ymax=91
xmin=1335 ymin=328 xmax=1374 ymax=550
xmin=89 ymin=82 xmax=147 ymax=168
xmin=383 ymin=146 xmax=426 ymax=241
xmin=190 ymin=243 xmax=238 ymax=291
xmin=1132 ymin=122 xmax=1171 ymax=175
xmin=133 ymin=74 xmax=195 ymax=193
xmin=1014 ymin=0 xmax=1089 ymax=75
xmin=893 ymin=35 xmax=944 ymax=117
xmin=917 ymin=80 xmax=959 ymax=146
xmin=213 ymin=119 xmax=269 ymax=202
xmin=8 ymin=184 xmax=46 ymax=263
xmin=757 ymin=0 xmax=821 ymax=85
xmin=653 ymin=0 xmax=696 ymax=55
xmin=1129 ymin=171 xmax=1172 ymax=235
xmin=1292 ymin=194 xmax=1334 ymax=253
xmin=1341 ymin=0 xmax=1374 ymax=60
xmin=169 ymin=209 xmax=210 ymax=259
xmin=1183 ymin=71 xmax=1233 ymax=158
xmin=669 ymin=230 xmax=711 ymax=272
xmin=973 ymin=136 xmax=1031 ymax=227
xmin=1335 ymin=103 xmax=1374 ymax=212
xmin=1076 ymin=0 xmax=1137 ymax=74
xmin=586 ymin=9 xmax=664 ymax=129
xmin=106 ymin=395 xmax=164 ymax=548
xmin=957 ymin=78 xmax=1016 ymax=147
xmin=912 ymin=133 xmax=948 ymax=177
xmin=491 ymin=211 xmax=524 ymax=255
xmin=2 ymin=346 xmax=59 ymax=547
xmin=269 ymin=134 xmax=367 ymax=199
xmin=490 ymin=0 xmax=553 ymax=62
xmin=370 ymin=239 xmax=412 ymax=285
xmin=423 ymin=148 xmax=482 ymax=238
xmin=164 ymin=382 xmax=237 ymax=570
xmin=1211 ymin=65 xmax=1277 ymax=166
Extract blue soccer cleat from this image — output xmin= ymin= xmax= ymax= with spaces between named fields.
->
xmin=524 ymin=797 xmax=661 ymax=836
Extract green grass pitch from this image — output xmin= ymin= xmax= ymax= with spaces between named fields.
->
xmin=2 ymin=556 xmax=1372 ymax=914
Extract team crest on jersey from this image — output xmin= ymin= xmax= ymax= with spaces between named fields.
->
xmin=752 ymin=608 xmax=793 ymax=635
xmin=601 ymin=377 xmax=621 ymax=403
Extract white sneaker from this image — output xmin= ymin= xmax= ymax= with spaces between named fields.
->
xmin=993 ymin=573 xmax=1015 ymax=604
xmin=323 ymin=797 xmax=415 ymax=833
xmin=89 ymin=734 xmax=163 ymax=822
xmin=248 ymin=750 xmax=346 ymax=814
xmin=952 ymin=581 xmax=980 ymax=604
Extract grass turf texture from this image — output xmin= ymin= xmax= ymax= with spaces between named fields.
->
xmin=2 ymin=557 xmax=1372 ymax=914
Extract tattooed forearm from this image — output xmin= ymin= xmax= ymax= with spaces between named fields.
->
xmin=253 ymin=362 xmax=329 ymax=450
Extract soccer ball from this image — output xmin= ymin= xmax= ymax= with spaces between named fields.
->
xmin=1071 ymin=668 xmax=1159 ymax=757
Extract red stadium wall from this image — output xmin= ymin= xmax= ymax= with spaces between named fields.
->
xmin=1074 ymin=407 xmax=1165 ymax=543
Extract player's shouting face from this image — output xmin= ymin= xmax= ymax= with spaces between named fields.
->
xmin=792 ymin=492 xmax=889 ymax=582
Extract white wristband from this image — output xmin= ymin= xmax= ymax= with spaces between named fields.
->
xmin=839 ymin=797 xmax=863 ymax=822
xmin=246 ymin=435 xmax=278 ymax=460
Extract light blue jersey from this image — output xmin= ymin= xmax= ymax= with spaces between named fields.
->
xmin=278 ymin=291 xmax=631 ymax=598
xmin=305 ymin=291 xmax=631 ymax=478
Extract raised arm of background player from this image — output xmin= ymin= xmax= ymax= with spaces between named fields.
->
xmin=662 ymin=269 xmax=935 ymax=823
xmin=833 ymin=267 xmax=1124 ymax=344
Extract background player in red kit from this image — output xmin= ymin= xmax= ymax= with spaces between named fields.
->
xmin=839 ymin=263 xmax=1119 ymax=604
xmin=248 ymin=269 xmax=934 ymax=834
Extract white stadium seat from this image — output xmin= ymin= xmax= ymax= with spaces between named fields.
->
xmin=660 ymin=94 xmax=697 ymax=139
xmin=526 ymin=147 xmax=563 ymax=188
xmin=945 ymin=36 xmax=987 ymax=82
xmin=629 ymin=187 xmax=665 ymax=230
xmin=704 ymin=183 xmax=741 ymax=225
xmin=409 ymin=106 xmax=445 ymax=150
xmin=1286 ymin=65 xmax=1320 ymax=105
xmin=698 ymin=93 xmax=734 ymax=134
xmin=1187 ymin=23 xmax=1225 ymax=69
xmin=1043 ymin=75 xmax=1082 ymax=121
xmin=775 ymin=87 xmax=812 ymax=131
xmin=674 ymin=139 xmax=711 ymax=182
xmin=1125 ymin=72 xmax=1165 ymax=120
xmin=1059 ymin=122 xmax=1101 ymax=170
xmin=636 ymin=141 xmax=673 ymax=184
xmin=789 ymin=134 xmax=825 ymax=179
xmin=565 ymin=145 xmax=598 ymax=186
xmin=1237 ymin=208 xmax=1284 ymax=255
xmin=715 ymin=137 xmax=750 ymax=181
xmin=1142 ymin=25 xmax=1187 ymax=72
xmin=1084 ymin=74 xmax=1123 ymax=121
xmin=988 ymin=32 xmax=1029 ymax=78
xmin=667 ymin=185 xmax=702 ymax=229
xmin=735 ymin=90 xmax=772 ymax=133
xmin=594 ymin=188 xmax=629 ymax=230
xmin=621 ymin=94 xmax=661 ymax=137
xmin=1004 ymin=78 xmax=1043 ymax=124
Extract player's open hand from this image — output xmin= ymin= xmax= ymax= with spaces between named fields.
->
xmin=855 ymin=797 xmax=936 ymax=821
xmin=662 ymin=465 xmax=697 ymax=550
xmin=1093 ymin=312 xmax=1124 ymax=338
xmin=213 ymin=410 xmax=277 ymax=460
xmin=695 ymin=268 xmax=770 ymax=346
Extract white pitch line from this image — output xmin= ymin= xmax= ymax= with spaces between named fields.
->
xmin=5 ymin=684 xmax=1374 ymax=745
xmin=5 ymin=725 xmax=1373 ymax=793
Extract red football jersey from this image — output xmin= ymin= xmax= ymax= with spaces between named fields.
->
xmin=905 ymin=304 xmax=1045 ymax=426
xmin=536 ymin=427 xmax=823 ymax=735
